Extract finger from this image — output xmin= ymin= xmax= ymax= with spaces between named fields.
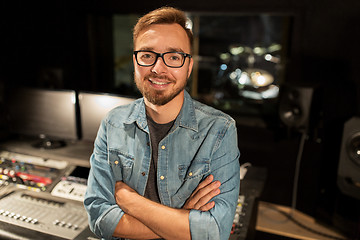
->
xmin=194 ymin=187 xmax=221 ymax=209
xmin=199 ymin=174 xmax=214 ymax=188
xmin=187 ymin=183 xmax=217 ymax=207
xmin=188 ymin=181 xmax=221 ymax=210
xmin=191 ymin=175 xmax=214 ymax=197
xmin=195 ymin=180 xmax=221 ymax=199
xmin=198 ymin=201 xmax=215 ymax=212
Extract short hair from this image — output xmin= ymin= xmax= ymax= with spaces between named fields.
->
xmin=133 ymin=6 xmax=193 ymax=52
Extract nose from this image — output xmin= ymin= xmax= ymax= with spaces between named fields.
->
xmin=151 ymin=56 xmax=167 ymax=74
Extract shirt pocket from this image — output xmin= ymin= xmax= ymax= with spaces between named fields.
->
xmin=172 ymin=158 xmax=211 ymax=206
xmin=178 ymin=158 xmax=210 ymax=181
xmin=109 ymin=150 xmax=134 ymax=182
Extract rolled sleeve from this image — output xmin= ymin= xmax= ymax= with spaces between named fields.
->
xmin=188 ymin=167 xmax=240 ymax=240
xmin=94 ymin=206 xmax=124 ymax=240
xmin=84 ymin=119 xmax=125 ymax=240
xmin=85 ymin=152 xmax=125 ymax=240
xmin=189 ymin=120 xmax=240 ymax=240
xmin=189 ymin=210 xmax=220 ymax=240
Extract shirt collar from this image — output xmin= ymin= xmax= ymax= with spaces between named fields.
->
xmin=176 ymin=90 xmax=198 ymax=132
xmin=124 ymin=98 xmax=147 ymax=130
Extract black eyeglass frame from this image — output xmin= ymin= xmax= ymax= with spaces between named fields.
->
xmin=133 ymin=50 xmax=192 ymax=68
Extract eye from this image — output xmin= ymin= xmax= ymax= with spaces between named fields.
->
xmin=141 ymin=53 xmax=154 ymax=59
xmin=166 ymin=53 xmax=182 ymax=62
xmin=170 ymin=55 xmax=180 ymax=61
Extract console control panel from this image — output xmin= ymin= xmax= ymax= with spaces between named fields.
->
xmin=51 ymin=176 xmax=87 ymax=202
xmin=0 ymin=151 xmax=68 ymax=192
xmin=0 ymin=190 xmax=89 ymax=239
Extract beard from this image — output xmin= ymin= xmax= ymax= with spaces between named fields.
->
xmin=135 ymin=72 xmax=187 ymax=106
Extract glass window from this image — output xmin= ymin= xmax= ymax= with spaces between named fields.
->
xmin=113 ymin=14 xmax=141 ymax=96
xmin=113 ymin=13 xmax=292 ymax=126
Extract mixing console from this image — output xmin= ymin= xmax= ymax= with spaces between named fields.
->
xmin=0 ymin=150 xmax=97 ymax=239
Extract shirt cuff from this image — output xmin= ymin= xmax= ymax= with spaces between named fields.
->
xmin=189 ymin=209 xmax=220 ymax=240
xmin=95 ymin=205 xmax=124 ymax=240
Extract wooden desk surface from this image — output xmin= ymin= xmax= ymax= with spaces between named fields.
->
xmin=256 ymin=201 xmax=347 ymax=240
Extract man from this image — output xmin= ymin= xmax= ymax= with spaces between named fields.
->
xmin=84 ymin=6 xmax=240 ymax=240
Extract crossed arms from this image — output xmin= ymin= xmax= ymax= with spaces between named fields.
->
xmin=113 ymin=174 xmax=221 ymax=239
xmin=84 ymin=115 xmax=241 ymax=240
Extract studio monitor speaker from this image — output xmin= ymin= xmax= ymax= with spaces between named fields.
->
xmin=337 ymin=117 xmax=360 ymax=199
xmin=278 ymin=84 xmax=314 ymax=131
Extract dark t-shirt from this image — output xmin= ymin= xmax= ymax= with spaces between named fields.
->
xmin=144 ymin=115 xmax=175 ymax=203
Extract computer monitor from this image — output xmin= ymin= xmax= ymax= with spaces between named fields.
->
xmin=5 ymin=88 xmax=78 ymax=148
xmin=78 ymin=92 xmax=135 ymax=142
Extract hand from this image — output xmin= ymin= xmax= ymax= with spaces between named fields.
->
xmin=183 ymin=174 xmax=221 ymax=211
xmin=115 ymin=181 xmax=138 ymax=212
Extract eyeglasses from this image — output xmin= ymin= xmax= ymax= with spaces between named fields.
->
xmin=134 ymin=50 xmax=192 ymax=68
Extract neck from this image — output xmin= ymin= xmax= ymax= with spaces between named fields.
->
xmin=145 ymin=91 xmax=184 ymax=124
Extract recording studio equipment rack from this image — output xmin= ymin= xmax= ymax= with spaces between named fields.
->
xmin=230 ymin=166 xmax=267 ymax=240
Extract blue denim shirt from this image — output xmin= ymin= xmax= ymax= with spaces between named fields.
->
xmin=84 ymin=91 xmax=240 ymax=240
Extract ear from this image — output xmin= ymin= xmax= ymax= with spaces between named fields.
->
xmin=187 ymin=57 xmax=194 ymax=79
xmin=133 ymin=54 xmax=137 ymax=66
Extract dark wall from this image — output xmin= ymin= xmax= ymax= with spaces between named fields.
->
xmin=1 ymin=0 xmax=359 ymax=235
xmin=1 ymin=1 xmax=359 ymax=103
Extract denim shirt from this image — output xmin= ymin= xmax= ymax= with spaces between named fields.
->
xmin=84 ymin=91 xmax=240 ymax=240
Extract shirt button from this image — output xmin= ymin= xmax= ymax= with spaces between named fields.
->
xmin=188 ymin=172 xmax=193 ymax=176
xmin=114 ymin=161 xmax=119 ymax=165
xmin=160 ymin=176 xmax=165 ymax=180
xmin=141 ymin=172 xmax=146 ymax=176
xmin=161 ymin=145 xmax=166 ymax=150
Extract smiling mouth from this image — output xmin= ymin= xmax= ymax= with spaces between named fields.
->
xmin=148 ymin=78 xmax=171 ymax=85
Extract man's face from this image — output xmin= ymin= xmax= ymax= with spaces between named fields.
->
xmin=133 ymin=23 xmax=193 ymax=106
